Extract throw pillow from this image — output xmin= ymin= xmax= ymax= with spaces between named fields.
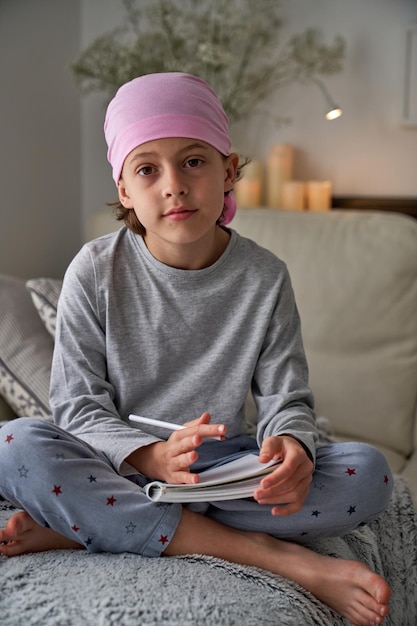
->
xmin=0 ymin=275 xmax=53 ymax=417
xmin=0 ymin=393 xmax=17 ymax=421
xmin=26 ymin=278 xmax=62 ymax=338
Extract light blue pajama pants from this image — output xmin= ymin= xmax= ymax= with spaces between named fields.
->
xmin=0 ymin=418 xmax=393 ymax=557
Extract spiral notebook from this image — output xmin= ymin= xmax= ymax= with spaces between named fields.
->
xmin=144 ymin=453 xmax=281 ymax=503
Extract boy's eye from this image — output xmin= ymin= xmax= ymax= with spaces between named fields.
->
xmin=185 ymin=158 xmax=203 ymax=168
xmin=138 ymin=165 xmax=155 ymax=176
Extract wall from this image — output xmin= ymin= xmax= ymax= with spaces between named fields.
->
xmin=233 ymin=0 xmax=417 ymax=197
xmin=0 ymin=0 xmax=81 ymax=279
xmin=78 ymin=1 xmax=125 ymax=230
xmin=1 ymin=0 xmax=416 ymax=281
xmin=80 ymin=0 xmax=417 ymax=226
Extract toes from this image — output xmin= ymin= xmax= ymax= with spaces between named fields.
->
xmin=351 ymin=596 xmax=389 ymax=626
xmin=0 ymin=540 xmax=25 ymax=557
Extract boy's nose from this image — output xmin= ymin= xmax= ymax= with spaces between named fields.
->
xmin=162 ymin=169 xmax=188 ymax=198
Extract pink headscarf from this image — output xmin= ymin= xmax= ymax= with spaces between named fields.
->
xmin=104 ymin=72 xmax=236 ymax=224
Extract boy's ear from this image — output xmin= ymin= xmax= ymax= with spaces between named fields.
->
xmin=117 ymin=179 xmax=134 ymax=208
xmin=224 ymin=152 xmax=239 ymax=193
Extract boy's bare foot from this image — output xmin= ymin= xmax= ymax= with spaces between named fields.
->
xmin=165 ymin=509 xmax=391 ymax=626
xmin=0 ymin=509 xmax=391 ymax=625
xmin=289 ymin=543 xmax=391 ymax=626
xmin=0 ymin=511 xmax=83 ymax=556
xmin=251 ymin=533 xmax=391 ymax=626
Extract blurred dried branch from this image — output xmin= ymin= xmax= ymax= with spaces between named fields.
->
xmin=72 ymin=0 xmax=345 ymax=124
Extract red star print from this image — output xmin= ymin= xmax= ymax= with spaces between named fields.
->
xmin=384 ymin=475 xmax=390 ymax=485
xmin=52 ymin=485 xmax=62 ymax=496
xmin=5 ymin=434 xmax=14 ymax=443
xmin=345 ymin=468 xmax=356 ymax=476
xmin=106 ymin=495 xmax=117 ymax=506
xmin=159 ymin=535 xmax=169 ymax=545
xmin=71 ymin=524 xmax=80 ymax=532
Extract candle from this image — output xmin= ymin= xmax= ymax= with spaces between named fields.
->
xmin=266 ymin=144 xmax=294 ymax=208
xmin=235 ymin=159 xmax=263 ymax=207
xmin=306 ymin=180 xmax=332 ymax=212
xmin=281 ymin=181 xmax=306 ymax=211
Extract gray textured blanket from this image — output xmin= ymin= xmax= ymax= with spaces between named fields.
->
xmin=0 ymin=477 xmax=416 ymax=626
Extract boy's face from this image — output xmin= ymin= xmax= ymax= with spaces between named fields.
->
xmin=117 ymin=137 xmax=238 ymax=269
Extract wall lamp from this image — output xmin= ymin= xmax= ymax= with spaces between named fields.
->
xmin=311 ymin=76 xmax=343 ymax=120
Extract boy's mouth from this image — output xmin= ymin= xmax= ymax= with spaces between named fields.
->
xmin=164 ymin=207 xmax=197 ymax=221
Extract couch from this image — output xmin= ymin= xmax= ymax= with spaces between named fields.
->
xmin=1 ymin=207 xmax=416 ymax=625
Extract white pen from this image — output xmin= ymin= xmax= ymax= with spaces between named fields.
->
xmin=128 ymin=414 xmax=224 ymax=441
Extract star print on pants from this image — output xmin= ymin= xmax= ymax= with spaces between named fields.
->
xmin=52 ymin=485 xmax=62 ymax=496
xmin=126 ymin=522 xmax=136 ymax=534
xmin=159 ymin=535 xmax=169 ymax=545
xmin=106 ymin=495 xmax=117 ymax=506
xmin=384 ymin=475 xmax=390 ymax=485
xmin=345 ymin=468 xmax=356 ymax=476
xmin=5 ymin=434 xmax=14 ymax=443
xmin=347 ymin=505 xmax=356 ymax=515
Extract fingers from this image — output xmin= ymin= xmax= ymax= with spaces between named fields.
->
xmin=168 ymin=467 xmax=200 ymax=485
xmin=259 ymin=456 xmax=312 ymax=491
xmin=168 ymin=447 xmax=199 ymax=472
xmin=161 ymin=413 xmax=226 ymax=484
xmin=255 ymin=435 xmax=314 ymax=514
xmin=154 ymin=441 xmax=200 ymax=485
xmin=254 ymin=474 xmax=312 ymax=514
xmin=180 ymin=412 xmax=226 ymax=443
xmin=183 ymin=412 xmax=212 ymax=428
xmin=259 ymin=436 xmax=284 ymax=463
xmin=270 ymin=482 xmax=312 ymax=516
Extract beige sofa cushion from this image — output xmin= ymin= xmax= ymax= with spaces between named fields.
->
xmin=232 ymin=209 xmax=417 ymax=459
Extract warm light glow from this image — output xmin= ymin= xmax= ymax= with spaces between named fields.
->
xmin=311 ymin=77 xmax=343 ymax=121
xmin=325 ymin=107 xmax=343 ymax=120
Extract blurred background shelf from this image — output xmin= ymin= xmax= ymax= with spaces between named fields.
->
xmin=332 ymin=196 xmax=417 ymax=219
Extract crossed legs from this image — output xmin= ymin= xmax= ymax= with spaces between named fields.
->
xmin=0 ymin=506 xmax=390 ymax=626
xmin=0 ymin=419 xmax=392 ymax=625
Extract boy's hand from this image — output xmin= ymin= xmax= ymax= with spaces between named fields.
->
xmin=126 ymin=412 xmax=226 ymax=484
xmin=253 ymin=435 xmax=313 ymax=516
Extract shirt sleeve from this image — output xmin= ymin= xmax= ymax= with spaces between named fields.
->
xmin=49 ymin=246 xmax=161 ymax=475
xmin=252 ymin=264 xmax=318 ymax=464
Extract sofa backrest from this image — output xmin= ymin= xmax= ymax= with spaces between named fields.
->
xmin=232 ymin=209 xmax=417 ymax=459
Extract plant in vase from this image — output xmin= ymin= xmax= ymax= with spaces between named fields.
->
xmin=72 ymin=0 xmax=345 ymax=125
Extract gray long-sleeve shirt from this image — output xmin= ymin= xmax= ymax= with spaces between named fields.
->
xmin=50 ymin=227 xmax=317 ymax=475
